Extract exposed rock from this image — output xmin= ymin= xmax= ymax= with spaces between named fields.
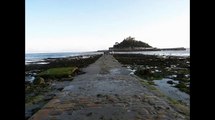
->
xmin=60 ymin=77 xmax=74 ymax=81
xmin=25 ymin=85 xmax=30 ymax=90
xmin=25 ymin=81 xmax=31 ymax=85
xmin=44 ymin=94 xmax=56 ymax=101
xmin=177 ymin=74 xmax=184 ymax=79
xmin=33 ymin=77 xmax=45 ymax=85
xmin=86 ymin=112 xmax=93 ymax=116
xmin=57 ymin=87 xmax=64 ymax=91
xmin=97 ymin=94 xmax=103 ymax=98
xmin=167 ymin=80 xmax=174 ymax=84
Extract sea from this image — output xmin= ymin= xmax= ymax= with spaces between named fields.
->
xmin=25 ymin=51 xmax=103 ymax=65
xmin=25 ymin=48 xmax=190 ymax=65
xmin=111 ymin=48 xmax=190 ymax=57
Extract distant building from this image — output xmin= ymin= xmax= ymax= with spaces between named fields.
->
xmin=115 ymin=42 xmax=119 ymax=45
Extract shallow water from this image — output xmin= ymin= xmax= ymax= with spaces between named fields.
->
xmin=25 ymin=76 xmax=35 ymax=83
xmin=153 ymin=78 xmax=190 ymax=105
xmin=111 ymin=48 xmax=190 ymax=57
xmin=25 ymin=51 xmax=103 ymax=64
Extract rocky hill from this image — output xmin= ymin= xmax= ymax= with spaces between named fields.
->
xmin=113 ymin=36 xmax=152 ymax=49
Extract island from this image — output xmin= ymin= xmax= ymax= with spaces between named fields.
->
xmin=98 ymin=36 xmax=186 ymax=52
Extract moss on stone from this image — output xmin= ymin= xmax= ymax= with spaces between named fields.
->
xmin=38 ymin=67 xmax=78 ymax=79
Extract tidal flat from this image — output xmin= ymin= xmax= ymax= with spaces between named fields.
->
xmin=25 ymin=54 xmax=102 ymax=119
xmin=113 ymin=54 xmax=190 ymax=105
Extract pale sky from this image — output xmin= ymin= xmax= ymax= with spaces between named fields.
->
xmin=26 ymin=0 xmax=190 ymax=53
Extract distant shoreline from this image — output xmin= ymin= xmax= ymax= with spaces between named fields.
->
xmin=25 ymin=51 xmax=103 ymax=65
xmin=26 ymin=49 xmax=189 ymax=65
xmin=99 ymin=47 xmax=187 ymax=52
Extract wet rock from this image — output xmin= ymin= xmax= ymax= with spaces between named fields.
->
xmin=99 ymin=115 xmax=104 ymax=120
xmin=57 ymin=87 xmax=64 ymax=91
xmin=44 ymin=94 xmax=55 ymax=101
xmin=25 ymin=111 xmax=31 ymax=120
xmin=33 ymin=77 xmax=45 ymax=85
xmin=155 ymin=105 xmax=165 ymax=110
xmin=133 ymin=95 xmax=141 ymax=99
xmin=135 ymin=115 xmax=142 ymax=119
xmin=114 ymin=94 xmax=119 ymax=97
xmin=94 ymin=101 xmax=102 ymax=104
xmin=171 ymin=75 xmax=177 ymax=78
xmin=60 ymin=77 xmax=74 ymax=81
xmin=77 ymin=71 xmax=86 ymax=75
xmin=167 ymin=80 xmax=174 ymax=84
xmin=86 ymin=103 xmax=101 ymax=108
xmin=86 ymin=112 xmax=93 ymax=116
xmin=25 ymin=80 xmax=31 ymax=85
xmin=44 ymin=96 xmax=53 ymax=101
xmin=97 ymin=94 xmax=104 ymax=98
xmin=177 ymin=74 xmax=184 ymax=79
xmin=185 ymin=74 xmax=190 ymax=78
xmin=49 ymin=110 xmax=62 ymax=116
